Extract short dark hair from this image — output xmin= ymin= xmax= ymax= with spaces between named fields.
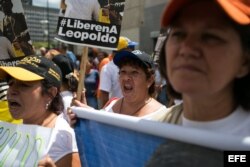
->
xmin=41 ymin=80 xmax=64 ymax=114
xmin=159 ymin=22 xmax=250 ymax=110
xmin=118 ymin=58 xmax=156 ymax=96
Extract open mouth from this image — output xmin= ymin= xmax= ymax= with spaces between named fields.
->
xmin=8 ymin=100 xmax=21 ymax=108
xmin=123 ymin=83 xmax=133 ymax=92
xmin=7 ymin=100 xmax=22 ymax=118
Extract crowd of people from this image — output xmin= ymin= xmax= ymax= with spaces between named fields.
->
xmin=0 ymin=0 xmax=249 ymax=166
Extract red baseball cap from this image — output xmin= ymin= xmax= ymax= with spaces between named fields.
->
xmin=161 ymin=0 xmax=250 ymax=28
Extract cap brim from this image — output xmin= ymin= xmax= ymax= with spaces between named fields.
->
xmin=161 ymin=0 xmax=250 ymax=27
xmin=217 ymin=0 xmax=250 ymax=25
xmin=128 ymin=41 xmax=139 ymax=46
xmin=0 ymin=67 xmax=44 ymax=81
xmin=114 ymin=51 xmax=141 ymax=67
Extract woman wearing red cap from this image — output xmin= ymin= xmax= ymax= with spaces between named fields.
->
xmin=146 ymin=0 xmax=250 ymax=166
xmin=158 ymin=0 xmax=250 ymax=135
xmin=160 ymin=0 xmax=250 ymax=136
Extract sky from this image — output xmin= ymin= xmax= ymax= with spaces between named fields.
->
xmin=32 ymin=0 xmax=61 ymax=9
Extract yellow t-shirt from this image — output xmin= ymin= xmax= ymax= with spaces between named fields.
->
xmin=0 ymin=101 xmax=22 ymax=124
xmin=99 ymin=8 xmax=110 ymax=24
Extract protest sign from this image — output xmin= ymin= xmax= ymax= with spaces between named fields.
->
xmin=55 ymin=0 xmax=126 ymax=99
xmin=0 ymin=121 xmax=53 ymax=166
xmin=55 ymin=0 xmax=126 ymax=50
xmin=0 ymin=0 xmax=34 ymax=60
xmin=72 ymin=107 xmax=250 ymax=167
xmin=0 ymin=0 xmax=33 ymax=123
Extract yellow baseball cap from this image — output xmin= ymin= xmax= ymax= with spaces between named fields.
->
xmin=0 ymin=56 xmax=62 ymax=87
xmin=117 ymin=36 xmax=129 ymax=51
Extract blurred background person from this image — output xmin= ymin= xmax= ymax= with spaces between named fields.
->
xmin=96 ymin=50 xmax=111 ymax=108
xmin=59 ymin=0 xmax=67 ymax=16
xmin=39 ymin=46 xmax=47 ymax=57
xmin=52 ymin=54 xmax=79 ymax=121
xmin=64 ymin=0 xmax=100 ymax=21
xmin=59 ymin=44 xmax=78 ymax=71
xmin=99 ymin=0 xmax=125 ymax=25
xmin=84 ymin=50 xmax=99 ymax=109
xmin=0 ymin=29 xmax=15 ymax=59
xmin=154 ymin=62 xmax=168 ymax=106
xmin=97 ymin=50 xmax=110 ymax=71
xmin=45 ymin=49 xmax=61 ymax=60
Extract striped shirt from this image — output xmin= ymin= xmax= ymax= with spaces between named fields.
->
xmin=0 ymin=81 xmax=8 ymax=101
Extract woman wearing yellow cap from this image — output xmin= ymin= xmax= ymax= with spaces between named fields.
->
xmin=0 ymin=56 xmax=81 ymax=166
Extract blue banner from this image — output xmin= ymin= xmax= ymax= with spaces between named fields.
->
xmin=74 ymin=119 xmax=165 ymax=167
xmin=72 ymin=107 xmax=250 ymax=167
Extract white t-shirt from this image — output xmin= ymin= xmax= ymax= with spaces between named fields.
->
xmin=182 ymin=106 xmax=250 ymax=137
xmin=65 ymin=0 xmax=100 ymax=21
xmin=60 ymin=91 xmax=73 ymax=121
xmin=99 ymin=61 xmax=123 ymax=99
xmin=60 ymin=91 xmax=73 ymax=112
xmin=103 ymin=99 xmax=168 ymax=121
xmin=48 ymin=114 xmax=78 ymax=162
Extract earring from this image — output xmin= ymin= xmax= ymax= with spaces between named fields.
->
xmin=46 ymin=101 xmax=51 ymax=110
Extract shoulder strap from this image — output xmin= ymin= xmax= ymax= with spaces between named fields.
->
xmin=163 ymin=104 xmax=183 ymax=124
xmin=102 ymin=97 xmax=120 ymax=109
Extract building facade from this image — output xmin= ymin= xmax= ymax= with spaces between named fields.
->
xmin=121 ymin=0 xmax=168 ymax=55
xmin=21 ymin=0 xmax=168 ymax=54
xmin=22 ymin=2 xmax=59 ymax=48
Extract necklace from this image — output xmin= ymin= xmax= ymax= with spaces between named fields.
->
xmin=119 ymin=97 xmax=152 ymax=116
